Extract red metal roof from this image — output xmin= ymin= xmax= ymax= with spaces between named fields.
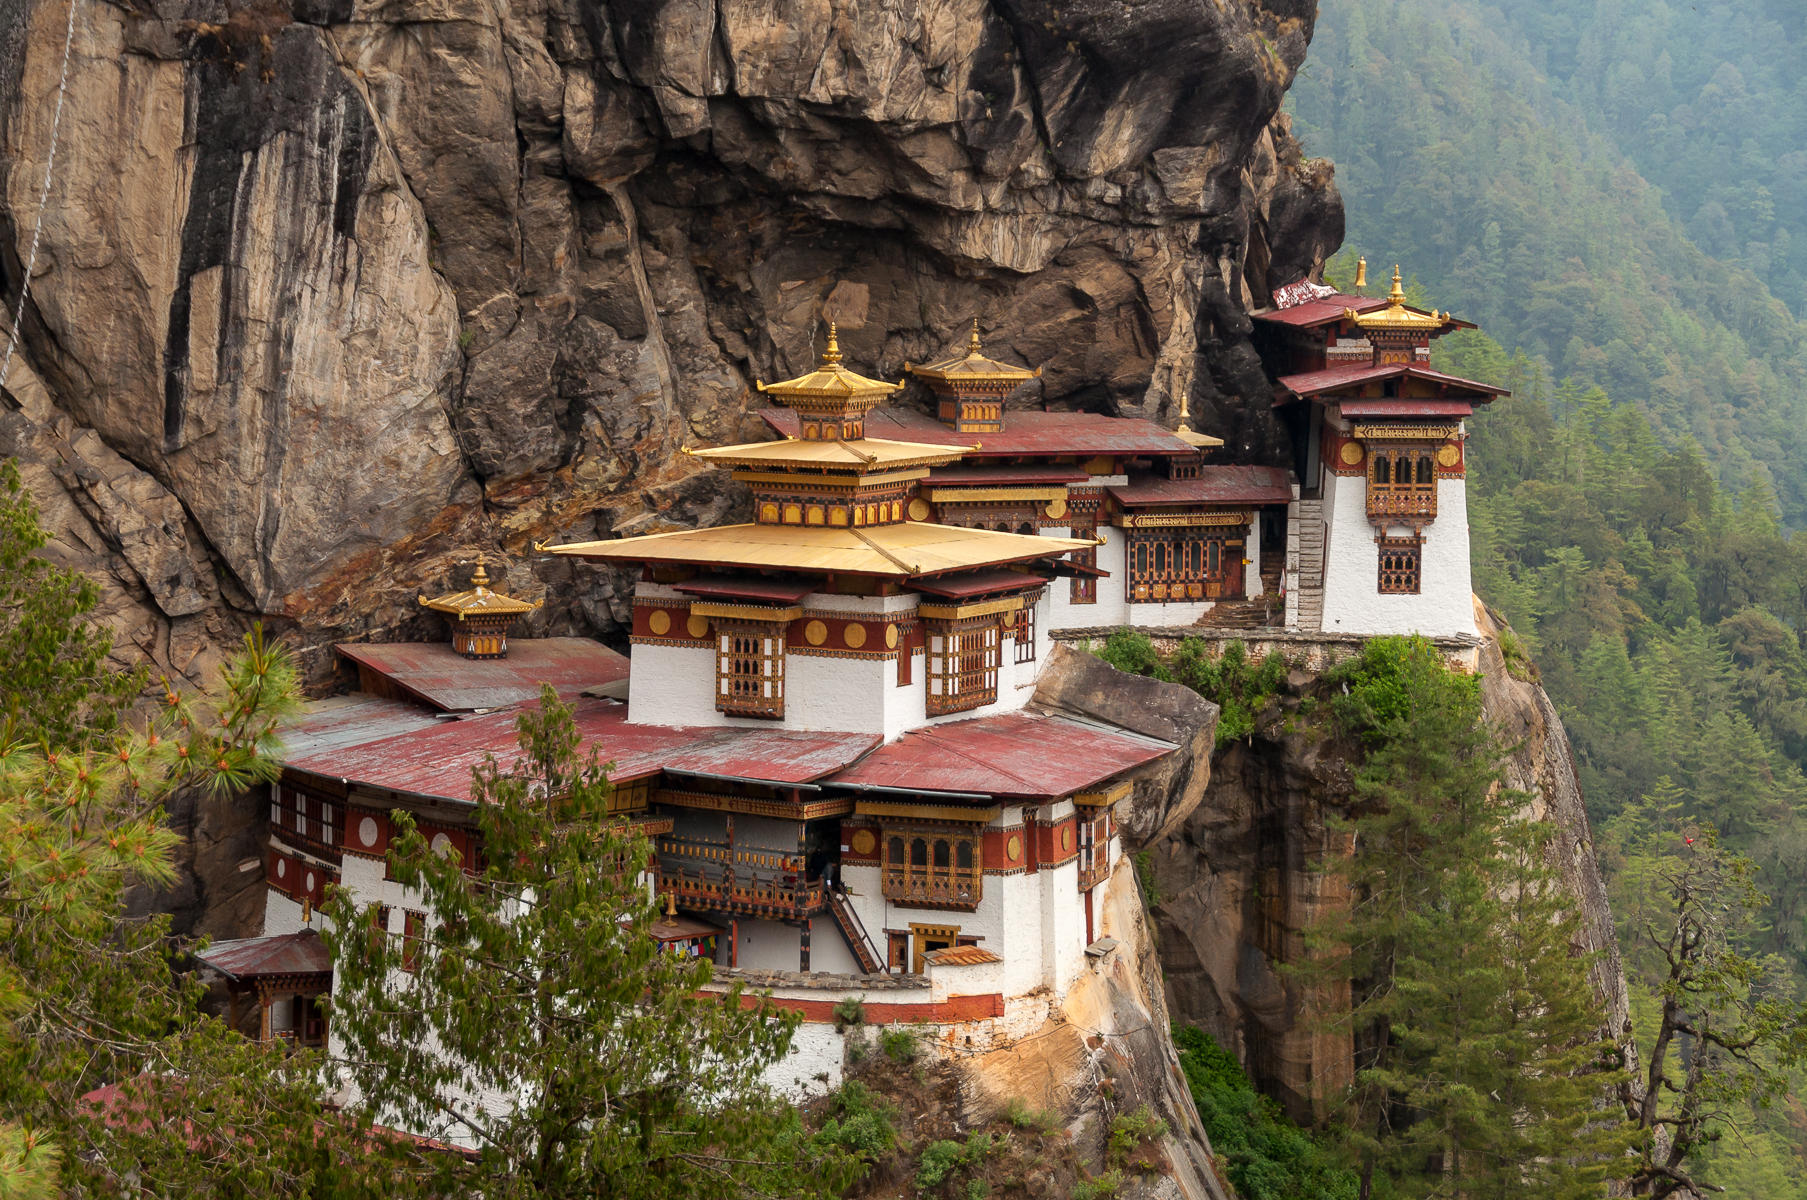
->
xmin=336 ymin=638 xmax=630 ymax=712
xmin=830 ymin=712 xmax=1174 ymax=800
xmin=925 ymin=464 xmax=1090 ymax=486
xmin=1253 ymin=294 xmax=1385 ymax=328
xmin=672 ymin=576 xmax=818 ymax=604
xmin=912 ymin=569 xmax=1049 ymax=599
xmin=194 ymin=930 xmax=332 ymax=980
xmin=1335 ymin=400 xmax=1477 ymax=418
xmin=1108 ymin=466 xmax=1292 ymax=507
xmin=280 ymin=694 xmax=451 ymax=759
xmin=1276 ymin=362 xmax=1505 ymax=401
xmin=283 ymin=697 xmax=880 ymax=802
xmin=760 ymin=407 xmax=1197 ymax=458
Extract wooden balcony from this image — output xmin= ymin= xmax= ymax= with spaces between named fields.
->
xmin=1077 ymin=849 xmax=1111 ymax=892
xmin=658 ymin=834 xmax=806 ymax=877
xmin=1366 ymin=485 xmax=1437 ymax=520
xmin=881 ymin=865 xmax=982 ymax=911
xmin=654 ymin=836 xmax=826 ymax=921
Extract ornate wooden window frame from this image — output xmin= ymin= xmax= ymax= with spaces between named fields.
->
xmin=882 ymin=830 xmax=983 ymax=911
xmin=1377 ymin=533 xmax=1424 ymax=595
xmin=1012 ymin=601 xmax=1036 ymax=664
xmin=714 ymin=619 xmax=786 ymax=719
xmin=1366 ymin=445 xmax=1438 ymax=520
xmin=270 ymin=782 xmax=342 ymax=858
xmin=1125 ymin=529 xmax=1242 ymax=603
xmin=925 ymin=616 xmax=1000 ymax=716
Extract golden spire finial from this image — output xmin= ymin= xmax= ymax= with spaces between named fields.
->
xmin=470 ymin=552 xmax=491 ymax=592
xmin=1354 ymin=256 xmax=1368 ymax=292
xmin=967 ymin=317 xmax=983 ymax=356
xmin=1388 ymin=266 xmax=1406 ymax=307
xmin=822 ymin=322 xmax=842 ymax=365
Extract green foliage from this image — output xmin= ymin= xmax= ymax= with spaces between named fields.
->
xmin=832 ymin=994 xmax=865 ymax=1027
xmin=1069 ymin=1170 xmax=1123 ymax=1200
xmin=1132 ymin=849 xmax=1160 ymax=910
xmin=1309 ymin=637 xmax=1638 ymax=1198
xmin=914 ymin=1131 xmax=999 ymax=1195
xmin=880 ymin=1024 xmax=921 ymax=1064
xmin=1003 ymin=1097 xmax=1058 ymax=1134
xmin=0 ymin=460 xmax=145 ymax=749
xmin=325 ymin=686 xmax=841 ymax=1199
xmin=1091 ymin=630 xmax=1288 ymax=747
xmin=812 ymin=1080 xmax=898 ymax=1172
xmin=1104 ymin=1105 xmax=1167 ymax=1167
xmin=1174 ymin=1026 xmax=1357 ymax=1200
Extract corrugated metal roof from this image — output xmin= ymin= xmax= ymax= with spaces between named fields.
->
xmin=829 ymin=712 xmax=1174 ymax=800
xmin=650 ymin=914 xmax=725 ymax=943
xmin=671 ymin=577 xmax=818 ymax=604
xmin=281 ymin=695 xmax=453 ymax=760
xmin=761 ymin=407 xmax=1198 ymax=458
xmin=336 ymin=638 xmax=630 ymax=713
xmin=283 ymin=697 xmax=881 ymax=803
xmin=1277 ymin=362 xmax=1506 ymax=400
xmin=926 ymin=945 xmax=1003 ymax=966
xmin=1252 ymin=293 xmax=1385 ymax=328
xmin=1109 ymin=467 xmax=1293 ymax=507
xmin=195 ymin=931 xmax=331 ymax=980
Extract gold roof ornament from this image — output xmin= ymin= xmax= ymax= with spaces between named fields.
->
xmin=755 ymin=322 xmax=903 ymax=410
xmin=1173 ymin=391 xmax=1225 ymax=449
xmin=418 ymin=553 xmax=540 ymax=620
xmin=905 ymin=319 xmax=1043 ymax=385
xmin=1354 ymin=256 xmax=1368 ymax=292
xmin=1346 ymin=266 xmax=1451 ymax=334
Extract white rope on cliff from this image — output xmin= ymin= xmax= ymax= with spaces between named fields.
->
xmin=0 ymin=0 xmax=81 ymax=393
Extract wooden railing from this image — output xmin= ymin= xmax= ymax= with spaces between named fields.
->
xmin=1366 ymin=486 xmax=1437 ymax=520
xmin=654 ymin=865 xmax=826 ymax=920
xmin=1077 ymin=850 xmax=1111 ymax=892
xmin=881 ymin=865 xmax=982 ymax=911
xmin=657 ymin=835 xmax=805 ymax=876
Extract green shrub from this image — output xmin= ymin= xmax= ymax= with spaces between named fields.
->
xmin=1004 ymin=1097 xmax=1058 ymax=1134
xmin=832 ymin=994 xmax=866 ymax=1027
xmin=1070 ymin=1168 xmax=1123 ymax=1200
xmin=1106 ymin=1104 xmax=1168 ymax=1165
xmin=880 ymin=1025 xmax=920 ymax=1064
xmin=916 ymin=1138 xmax=967 ymax=1191
xmin=1322 ymin=634 xmax=1475 ymax=744
xmin=1093 ymin=629 xmax=1170 ymax=680
xmin=1173 ymin=1025 xmax=1359 ymax=1200
xmin=813 ymin=1080 xmax=898 ymax=1165
xmin=1133 ymin=849 xmax=1161 ymax=910
xmin=1091 ymin=632 xmax=1288 ymax=747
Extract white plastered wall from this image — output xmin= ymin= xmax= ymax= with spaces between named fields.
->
xmin=1318 ymin=472 xmax=1477 ymax=638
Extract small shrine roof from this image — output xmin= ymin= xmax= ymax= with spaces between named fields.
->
xmin=911 ymin=568 xmax=1051 ymax=600
xmin=756 ymin=325 xmax=902 ymax=402
xmin=649 ymin=914 xmax=725 ymax=944
xmin=1108 ymin=467 xmax=1293 ymax=507
xmin=761 ymin=406 xmax=1199 ymax=458
xmin=688 ymin=436 xmax=968 ymax=471
xmin=829 ymin=711 xmax=1175 ymax=800
xmin=906 ymin=322 xmax=1041 ymax=385
xmin=418 ymin=558 xmax=538 ymax=620
xmin=1350 ymin=267 xmax=1456 ymax=335
xmin=1276 ymin=362 xmax=1506 ymax=401
xmin=924 ymin=464 xmax=1090 ymax=486
xmin=671 ymin=576 xmax=819 ymax=604
xmin=337 ymin=638 xmax=629 ymax=712
xmin=544 ymin=522 xmax=1094 ymax=579
xmin=925 ymin=945 xmax=1003 ymax=967
xmin=194 ymin=930 xmax=331 ymax=981
xmin=283 ymin=697 xmax=881 ymax=802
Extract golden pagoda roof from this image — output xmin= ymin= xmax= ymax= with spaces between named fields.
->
xmin=685 ymin=436 xmax=972 ymax=472
xmin=906 ymin=320 xmax=1042 ymax=384
xmin=1348 ymin=267 xmax=1452 ymax=334
xmin=541 ymin=522 xmax=1097 ymax=579
xmin=756 ymin=324 xmax=903 ymax=403
xmin=419 ymin=556 xmax=539 ymax=620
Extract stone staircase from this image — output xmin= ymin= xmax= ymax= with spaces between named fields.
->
xmin=1291 ymin=499 xmax=1325 ymax=632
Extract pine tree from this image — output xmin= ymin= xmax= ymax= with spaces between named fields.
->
xmin=324 ymin=687 xmax=850 ymax=1199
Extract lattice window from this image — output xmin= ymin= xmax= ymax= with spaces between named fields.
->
xmin=1126 ymin=531 xmax=1240 ymax=602
xmin=1070 ymin=529 xmax=1098 ymax=604
xmin=1367 ymin=447 xmax=1438 ymax=519
xmin=715 ymin=621 xmax=785 ymax=718
xmin=882 ymin=831 xmax=983 ymax=910
xmin=270 ymin=782 xmax=341 ymax=853
xmin=1378 ymin=535 xmax=1423 ymax=594
xmin=926 ymin=617 xmax=1000 ymax=716
xmin=1013 ymin=601 xmax=1037 ymax=664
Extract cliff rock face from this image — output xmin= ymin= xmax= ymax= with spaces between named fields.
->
xmin=0 ymin=0 xmax=1339 ymax=685
xmin=1143 ymin=620 xmax=1636 ymax=1123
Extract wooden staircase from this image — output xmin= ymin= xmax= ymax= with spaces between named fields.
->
xmin=827 ymin=885 xmax=886 ymax=975
xmin=1292 ymin=498 xmax=1326 ymax=632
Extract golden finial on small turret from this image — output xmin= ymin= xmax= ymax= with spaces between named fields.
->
xmin=822 ymin=322 xmax=842 ymax=365
xmin=1388 ymin=266 xmax=1406 ymax=307
xmin=967 ymin=317 xmax=983 ymax=356
xmin=1354 ymin=256 xmax=1368 ymax=292
xmin=469 ymin=552 xmax=491 ymax=592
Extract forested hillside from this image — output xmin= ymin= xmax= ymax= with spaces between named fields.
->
xmin=1292 ymin=4 xmax=1807 ymax=1193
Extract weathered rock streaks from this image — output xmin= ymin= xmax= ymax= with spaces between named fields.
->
xmin=0 ymin=0 xmax=1340 ymax=684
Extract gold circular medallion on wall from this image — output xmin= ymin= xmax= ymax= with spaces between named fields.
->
xmin=647 ymin=609 xmax=671 ymax=636
xmin=1437 ymin=443 xmax=1461 ymax=467
xmin=844 ymin=623 xmax=868 ymax=649
xmin=1045 ymin=498 xmax=1069 ymax=520
xmin=1006 ymin=833 xmax=1022 ymax=861
xmin=804 ymin=619 xmax=828 ymax=646
xmin=687 ymin=614 xmax=709 ymax=639
xmin=1060 ymin=826 xmax=1074 ymax=852
xmin=907 ymin=497 xmax=932 ymax=522
xmin=884 ymin=624 xmax=900 ymax=650
xmin=1339 ymin=441 xmax=1365 ymax=466
xmin=850 ymin=829 xmax=877 ymax=856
